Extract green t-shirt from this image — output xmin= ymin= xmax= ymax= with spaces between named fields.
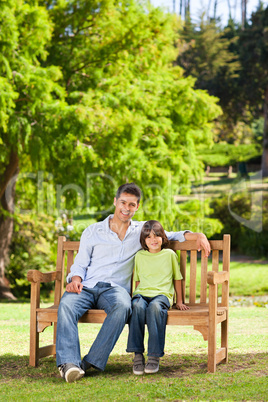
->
xmin=133 ymin=248 xmax=183 ymax=306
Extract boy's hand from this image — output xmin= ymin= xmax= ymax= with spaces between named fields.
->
xmin=175 ymin=303 xmax=190 ymax=311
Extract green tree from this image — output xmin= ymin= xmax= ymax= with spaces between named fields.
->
xmin=237 ymin=6 xmax=268 ymax=176
xmin=0 ymin=0 xmax=77 ymax=298
xmin=1 ymin=0 xmax=221 ymax=298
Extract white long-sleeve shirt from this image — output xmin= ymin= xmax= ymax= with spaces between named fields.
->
xmin=67 ymin=215 xmax=189 ymax=293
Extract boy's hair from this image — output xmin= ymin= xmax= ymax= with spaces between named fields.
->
xmin=115 ymin=183 xmax=142 ymax=204
xmin=140 ymin=220 xmax=169 ymax=251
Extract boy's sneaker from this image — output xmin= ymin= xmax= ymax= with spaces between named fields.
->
xmin=58 ymin=363 xmax=85 ymax=383
xmin=145 ymin=357 xmax=159 ymax=374
xmin=133 ymin=353 xmax=145 ymax=375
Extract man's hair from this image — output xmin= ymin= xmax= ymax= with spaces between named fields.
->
xmin=140 ymin=220 xmax=169 ymax=251
xmin=115 ymin=183 xmax=142 ymax=203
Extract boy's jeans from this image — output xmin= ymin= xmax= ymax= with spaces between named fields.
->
xmin=56 ymin=282 xmax=131 ymax=371
xmin=126 ymin=294 xmax=170 ymax=357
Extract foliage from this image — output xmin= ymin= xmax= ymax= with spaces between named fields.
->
xmin=177 ymin=17 xmax=240 ymax=96
xmin=158 ymin=198 xmax=223 ymax=237
xmin=5 ymin=214 xmax=57 ymax=298
xmin=210 ymin=192 xmax=268 ymax=257
xmin=177 ymin=7 xmax=268 ymax=174
xmin=0 ymin=0 xmax=223 ymax=295
xmin=0 ymin=0 xmax=68 ymax=178
xmin=197 ymin=142 xmax=262 ymax=167
xmin=1 ymin=0 xmax=222 ymax=218
xmin=35 ymin=0 xmax=221 ymax=220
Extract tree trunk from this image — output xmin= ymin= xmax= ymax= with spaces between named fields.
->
xmin=213 ymin=0 xmax=218 ymax=20
xmin=262 ymin=87 xmax=268 ymax=177
xmin=0 ymin=150 xmax=19 ymax=299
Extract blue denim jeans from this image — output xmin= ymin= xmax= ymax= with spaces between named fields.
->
xmin=126 ymin=294 xmax=170 ymax=357
xmin=56 ymin=282 xmax=131 ymax=371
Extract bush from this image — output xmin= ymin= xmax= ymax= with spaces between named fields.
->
xmin=210 ymin=193 xmax=268 ymax=258
xmin=6 ymin=214 xmax=57 ymax=299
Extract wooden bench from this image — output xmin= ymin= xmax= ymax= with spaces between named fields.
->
xmin=27 ymin=234 xmax=231 ymax=373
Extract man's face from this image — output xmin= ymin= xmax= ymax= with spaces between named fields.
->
xmin=113 ymin=192 xmax=139 ymax=223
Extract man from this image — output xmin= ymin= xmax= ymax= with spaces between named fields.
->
xmin=56 ymin=183 xmax=211 ymax=382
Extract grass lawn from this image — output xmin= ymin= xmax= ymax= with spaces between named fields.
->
xmin=0 ymin=303 xmax=267 ymax=401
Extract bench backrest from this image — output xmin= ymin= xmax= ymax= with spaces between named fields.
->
xmin=54 ymin=235 xmax=230 ymax=307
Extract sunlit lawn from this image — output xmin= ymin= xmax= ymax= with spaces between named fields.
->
xmin=0 ymin=303 xmax=267 ymax=401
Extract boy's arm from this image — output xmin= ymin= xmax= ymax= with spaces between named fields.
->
xmin=135 ymin=281 xmax=140 ymax=290
xmin=174 ymin=280 xmax=190 ymax=310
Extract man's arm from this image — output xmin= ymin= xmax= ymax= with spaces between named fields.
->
xmin=66 ymin=227 xmax=93 ymax=284
xmin=165 ymin=229 xmax=211 ymax=257
xmin=184 ymin=232 xmax=211 ymax=257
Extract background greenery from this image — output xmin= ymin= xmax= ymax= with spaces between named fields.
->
xmin=0 ymin=0 xmax=267 ymax=299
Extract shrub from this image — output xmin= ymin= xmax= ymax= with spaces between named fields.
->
xmin=210 ymin=193 xmax=268 ymax=257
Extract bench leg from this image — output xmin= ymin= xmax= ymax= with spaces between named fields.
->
xmin=208 ymin=284 xmax=217 ymax=373
xmin=53 ymin=323 xmax=57 ymax=358
xmin=29 ymin=282 xmax=40 ymax=367
xmin=221 ymin=312 xmax=228 ymax=364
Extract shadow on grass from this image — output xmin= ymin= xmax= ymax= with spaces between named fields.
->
xmin=1 ymin=352 xmax=267 ymax=383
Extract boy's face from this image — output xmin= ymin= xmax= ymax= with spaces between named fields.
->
xmin=145 ymin=230 xmax=162 ymax=253
xmin=113 ymin=192 xmax=139 ymax=223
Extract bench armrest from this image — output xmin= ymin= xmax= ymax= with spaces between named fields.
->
xmin=27 ymin=270 xmax=61 ymax=283
xmin=207 ymin=271 xmax=229 ymax=285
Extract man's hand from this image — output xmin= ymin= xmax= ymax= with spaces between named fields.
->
xmin=196 ymin=233 xmax=211 ymax=257
xmin=185 ymin=232 xmax=211 ymax=257
xmin=66 ymin=276 xmax=83 ymax=294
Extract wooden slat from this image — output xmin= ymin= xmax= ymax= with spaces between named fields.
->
xmin=221 ymin=312 xmax=228 ymax=363
xmin=39 ymin=344 xmax=56 ymax=359
xmin=222 ymin=235 xmax=231 ymax=272
xmin=222 ymin=235 xmax=231 ymax=308
xmin=216 ymin=348 xmax=227 ymax=364
xmin=189 ymin=250 xmax=197 ymax=304
xmin=63 ymin=241 xmax=80 ymax=251
xmin=79 ymin=310 xmax=107 ymax=323
xmin=208 ymin=283 xmax=217 ymax=373
xmin=29 ymin=281 xmax=40 ymax=367
xmin=170 ymin=240 xmax=223 ymax=251
xmin=54 ymin=236 xmax=66 ymax=305
xmin=212 ymin=250 xmax=219 ymax=272
xmin=180 ymin=250 xmax=187 ymax=303
xmin=200 ymin=250 xmax=208 ymax=303
xmin=67 ymin=250 xmax=74 ymax=275
xmin=167 ymin=315 xmax=208 ymax=326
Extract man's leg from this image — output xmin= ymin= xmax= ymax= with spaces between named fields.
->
xmin=83 ymin=283 xmax=131 ymax=371
xmin=56 ymin=288 xmax=95 ymax=368
xmin=146 ymin=295 xmax=170 ymax=357
xmin=126 ymin=294 xmax=148 ymax=354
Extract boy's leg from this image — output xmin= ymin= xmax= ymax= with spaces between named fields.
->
xmin=146 ymin=295 xmax=170 ymax=357
xmin=56 ymin=288 xmax=95 ymax=368
xmin=83 ymin=283 xmax=132 ymax=371
xmin=126 ymin=294 xmax=148 ymax=354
